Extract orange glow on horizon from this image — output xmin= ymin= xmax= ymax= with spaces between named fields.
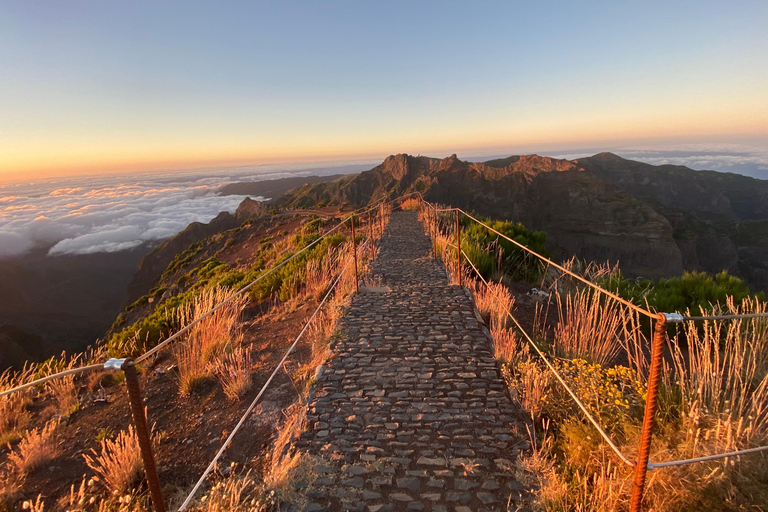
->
xmin=2 ymin=107 xmax=768 ymax=183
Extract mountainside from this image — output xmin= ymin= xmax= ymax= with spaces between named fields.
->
xmin=280 ymin=152 xmax=768 ymax=290
xmin=0 ymin=247 xmax=151 ymax=368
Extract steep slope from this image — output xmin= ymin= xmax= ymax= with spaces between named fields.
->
xmin=281 ymin=153 xmax=684 ymax=280
xmin=578 ymin=152 xmax=768 ymax=290
xmin=126 ymin=199 xmax=267 ymax=304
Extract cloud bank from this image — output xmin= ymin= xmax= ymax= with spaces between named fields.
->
xmin=0 ymin=161 xmax=372 ymax=259
xmin=0 ymin=181 xmax=250 ymax=257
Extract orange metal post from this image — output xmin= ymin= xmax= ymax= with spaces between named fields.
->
xmin=455 ymin=209 xmax=462 ymax=288
xmin=351 ymin=216 xmax=359 ymax=294
xmin=122 ymin=359 xmax=166 ymax=512
xmin=369 ymin=210 xmax=374 ymax=261
xmin=630 ymin=314 xmax=668 ymax=512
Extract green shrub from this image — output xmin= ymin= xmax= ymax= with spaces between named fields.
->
xmin=461 ymin=217 xmax=548 ymax=282
xmin=601 ymin=270 xmax=765 ymax=316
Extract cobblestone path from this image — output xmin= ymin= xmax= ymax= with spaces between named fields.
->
xmin=297 ymin=210 xmax=532 ymax=512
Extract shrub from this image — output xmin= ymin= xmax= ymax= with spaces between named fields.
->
xmin=602 ymin=270 xmax=765 ymax=317
xmin=215 ymin=347 xmax=254 ymax=401
xmin=461 ymin=216 xmax=548 ymax=282
xmin=8 ymin=421 xmax=60 ymax=475
xmin=83 ymin=425 xmax=143 ymax=494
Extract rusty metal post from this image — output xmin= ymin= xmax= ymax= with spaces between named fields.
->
xmin=350 ymin=215 xmax=359 ymax=294
xmin=368 ymin=210 xmax=374 ymax=261
xmin=629 ymin=314 xmax=668 ymax=512
xmin=432 ymin=208 xmax=437 ymax=260
xmin=122 ymin=359 xmax=167 ymax=512
xmin=380 ymin=204 xmax=384 ymax=237
xmin=455 ymin=209 xmax=462 ymax=288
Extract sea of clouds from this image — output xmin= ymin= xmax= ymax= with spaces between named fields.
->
xmin=0 ymin=162 xmax=372 ymax=259
xmin=2 ymin=145 xmax=766 ymax=260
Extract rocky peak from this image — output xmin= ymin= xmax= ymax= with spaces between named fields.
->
xmin=235 ymin=197 xmax=267 ymax=220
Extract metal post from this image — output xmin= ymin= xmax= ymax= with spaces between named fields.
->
xmin=630 ymin=314 xmax=668 ymax=512
xmin=368 ymin=210 xmax=374 ymax=261
xmin=455 ymin=209 xmax=462 ymax=288
xmin=351 ymin=216 xmax=359 ymax=294
xmin=432 ymin=208 xmax=437 ymax=260
xmin=122 ymin=359 xmax=167 ymax=512
xmin=380 ymin=204 xmax=384 ymax=237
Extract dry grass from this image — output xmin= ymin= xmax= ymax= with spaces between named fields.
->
xmin=7 ymin=420 xmax=60 ymax=475
xmin=20 ymin=494 xmax=46 ymax=511
xmin=215 ymin=346 xmax=254 ymax=401
xmin=552 ymin=288 xmax=624 ymax=366
xmin=184 ymin=470 xmax=260 ymax=512
xmin=400 ymin=198 xmax=421 ymax=210
xmin=0 ymin=393 xmax=31 ymax=447
xmin=173 ymin=287 xmax=248 ymax=395
xmin=83 ymin=424 xmax=143 ymax=494
xmin=471 ymin=280 xmax=516 ymax=330
xmin=48 ymin=372 xmax=80 ymax=418
xmin=491 ymin=326 xmax=525 ymax=368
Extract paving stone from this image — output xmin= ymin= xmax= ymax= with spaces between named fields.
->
xmin=296 ymin=211 xmax=532 ymax=511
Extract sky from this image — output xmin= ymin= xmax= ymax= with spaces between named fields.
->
xmin=2 ymin=1 xmax=768 ymax=181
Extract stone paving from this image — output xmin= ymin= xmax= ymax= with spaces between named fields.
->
xmin=296 ymin=210 xmax=532 ymax=512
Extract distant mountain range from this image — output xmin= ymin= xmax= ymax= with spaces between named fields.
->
xmin=280 ymin=152 xmax=768 ymax=291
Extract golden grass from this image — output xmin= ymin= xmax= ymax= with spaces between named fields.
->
xmin=7 ymin=420 xmax=60 ymax=475
xmin=215 ymin=346 xmax=254 ymax=401
xmin=491 ymin=326 xmax=524 ymax=368
xmin=400 ymin=198 xmax=421 ymax=211
xmin=552 ymin=288 xmax=623 ymax=366
xmin=83 ymin=425 xmax=143 ymax=494
xmin=173 ymin=287 xmax=248 ymax=395
xmin=184 ymin=470 xmax=259 ymax=512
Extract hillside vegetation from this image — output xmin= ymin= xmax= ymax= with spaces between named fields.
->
xmin=424 ymin=206 xmax=768 ymax=511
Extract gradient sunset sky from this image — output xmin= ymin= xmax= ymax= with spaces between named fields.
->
xmin=2 ymin=1 xmax=767 ymax=181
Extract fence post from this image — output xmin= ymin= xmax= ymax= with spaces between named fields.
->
xmin=350 ymin=215 xmax=359 ymax=294
xmin=432 ymin=208 xmax=437 ymax=260
xmin=455 ymin=209 xmax=462 ymax=288
xmin=630 ymin=313 xmax=668 ymax=512
xmin=369 ymin=210 xmax=374 ymax=261
xmin=121 ymin=359 xmax=167 ymax=512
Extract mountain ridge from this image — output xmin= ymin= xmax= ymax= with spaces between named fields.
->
xmin=280 ymin=152 xmax=768 ymax=290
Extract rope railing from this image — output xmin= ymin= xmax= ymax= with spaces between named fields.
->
xmin=0 ymin=192 xmax=411 ymax=512
xmin=177 ymin=241 xmax=361 ymax=511
xmin=416 ymin=196 xmax=768 ymax=510
xmin=459 ymin=245 xmax=636 ymax=467
xmin=0 ymin=193 xmax=412 ymax=399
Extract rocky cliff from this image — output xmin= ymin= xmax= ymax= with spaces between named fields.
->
xmin=281 ymin=153 xmax=768 ymax=289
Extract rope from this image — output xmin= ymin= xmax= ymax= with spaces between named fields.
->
xmin=1 ymin=193 xmax=408 ymax=399
xmin=648 ymin=445 xmax=768 ymax=469
xmin=0 ymin=363 xmax=105 ymax=399
xmin=177 ymin=243 xmax=359 ymax=511
xmin=461 ymin=249 xmax=488 ymax=286
xmin=458 ymin=243 xmax=636 ymax=467
xmin=456 ymin=208 xmax=657 ymax=320
xmin=680 ymin=312 xmax=768 ymax=322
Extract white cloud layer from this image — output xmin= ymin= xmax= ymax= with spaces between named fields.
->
xmin=0 ymin=181 xmax=249 ymax=257
xmin=0 ymin=162 xmax=371 ymax=259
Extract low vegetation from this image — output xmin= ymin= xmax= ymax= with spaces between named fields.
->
xmin=0 ymin=204 xmax=381 ymax=511
xmin=601 ymin=269 xmax=766 ymax=317
xmin=7 ymin=420 xmax=60 ymax=476
xmin=83 ymin=425 xmax=143 ymax=494
xmin=424 ymin=209 xmax=768 ymax=510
